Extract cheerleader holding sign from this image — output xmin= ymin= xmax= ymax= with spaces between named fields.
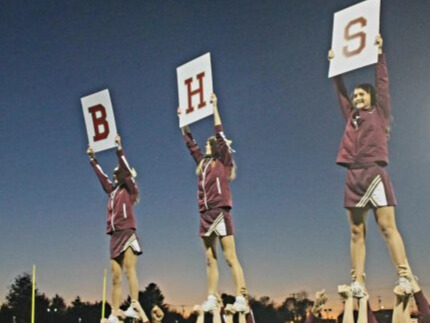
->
xmin=179 ymin=93 xmax=249 ymax=313
xmin=87 ymin=135 xmax=148 ymax=323
xmin=328 ymin=35 xmax=416 ymax=297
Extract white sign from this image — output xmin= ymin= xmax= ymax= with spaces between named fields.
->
xmin=81 ymin=89 xmax=118 ymax=153
xmin=177 ymin=53 xmax=213 ymax=127
xmin=328 ymin=0 xmax=381 ymax=77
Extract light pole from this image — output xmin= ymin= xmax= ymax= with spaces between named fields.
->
xmin=324 ymin=308 xmax=332 ymax=319
xmin=378 ymin=296 xmax=383 ymax=310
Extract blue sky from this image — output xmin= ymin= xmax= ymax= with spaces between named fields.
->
xmin=1 ymin=0 xmax=430 ymax=314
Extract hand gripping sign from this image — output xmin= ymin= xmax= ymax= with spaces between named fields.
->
xmin=177 ymin=53 xmax=213 ymax=128
xmin=81 ymin=89 xmax=118 ymax=153
xmin=328 ymin=0 xmax=381 ymax=78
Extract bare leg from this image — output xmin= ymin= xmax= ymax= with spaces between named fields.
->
xmin=123 ymin=247 xmax=139 ymax=301
xmin=220 ymin=235 xmax=247 ymax=296
xmin=110 ymin=257 xmax=123 ymax=313
xmin=202 ymin=235 xmax=219 ymax=296
xmin=347 ymin=207 xmax=369 ymax=284
xmin=373 ymin=206 xmax=410 ymax=275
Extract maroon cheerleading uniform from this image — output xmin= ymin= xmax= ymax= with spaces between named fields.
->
xmin=304 ymin=312 xmax=320 ymax=323
xmin=333 ymin=54 xmax=396 ymax=208
xmin=367 ymin=302 xmax=380 ymax=323
xmin=366 ymin=293 xmax=430 ymax=323
xmin=90 ymin=148 xmax=142 ymax=258
xmin=183 ymin=124 xmax=235 ymax=237
xmin=414 ymin=291 xmax=430 ymax=323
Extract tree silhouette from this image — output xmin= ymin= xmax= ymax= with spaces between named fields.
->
xmin=121 ymin=282 xmax=167 ymax=316
xmin=0 ymin=303 xmax=13 ymax=323
xmin=5 ymin=272 xmax=33 ymax=323
xmin=0 ymin=272 xmax=318 ymax=323
xmin=47 ymin=294 xmax=67 ymax=323
xmin=66 ymin=296 xmax=105 ymax=323
xmin=249 ymin=296 xmax=279 ymax=323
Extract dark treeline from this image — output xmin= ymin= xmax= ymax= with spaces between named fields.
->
xmin=0 ymin=272 xmax=326 ymax=323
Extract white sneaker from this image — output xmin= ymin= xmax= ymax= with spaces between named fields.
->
xmin=201 ymin=295 xmax=218 ymax=312
xmin=232 ymin=295 xmax=247 ymax=312
xmin=106 ymin=314 xmax=120 ymax=323
xmin=395 ymin=277 xmax=414 ymax=295
xmin=123 ymin=306 xmax=139 ymax=319
xmin=351 ymin=281 xmax=366 ymax=298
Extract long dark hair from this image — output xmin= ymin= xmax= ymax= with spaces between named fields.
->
xmin=113 ymin=166 xmax=139 ymax=204
xmin=196 ymin=136 xmax=237 ymax=181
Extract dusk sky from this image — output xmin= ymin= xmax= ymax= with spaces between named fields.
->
xmin=1 ymin=0 xmax=430 ymax=315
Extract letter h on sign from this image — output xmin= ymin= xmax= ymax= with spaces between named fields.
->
xmin=177 ymin=52 xmax=213 ymax=127
xmin=184 ymin=72 xmax=206 ymax=114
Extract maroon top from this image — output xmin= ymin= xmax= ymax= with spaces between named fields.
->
xmin=183 ymin=124 xmax=234 ymax=212
xmin=334 ymin=54 xmax=391 ymax=167
xmin=90 ymin=148 xmax=139 ymax=234
xmin=304 ymin=312 xmax=319 ymax=323
xmin=414 ymin=291 xmax=430 ymax=323
xmin=367 ymin=302 xmax=379 ymax=323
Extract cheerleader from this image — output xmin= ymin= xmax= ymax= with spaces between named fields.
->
xmin=328 ymin=35 xmax=415 ymax=297
xmin=179 ymin=93 xmax=248 ymax=312
xmin=88 ymin=135 xmax=145 ymax=322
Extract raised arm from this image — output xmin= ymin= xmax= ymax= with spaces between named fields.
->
xmin=358 ymin=293 xmax=370 ymax=323
xmin=212 ymin=93 xmax=234 ymax=167
xmin=212 ymin=93 xmax=222 ymax=127
xmin=305 ymin=290 xmax=328 ymax=323
xmin=338 ymin=285 xmax=354 ymax=323
xmin=178 ymin=108 xmax=204 ymax=164
xmin=115 ymin=135 xmax=139 ymax=203
xmin=87 ymin=146 xmax=114 ymax=194
xmin=411 ymin=278 xmax=430 ymax=318
xmin=151 ymin=305 xmax=165 ymax=323
xmin=365 ymin=301 xmax=379 ymax=323
xmin=329 ymin=50 xmax=352 ymax=120
xmin=374 ymin=35 xmax=391 ymax=119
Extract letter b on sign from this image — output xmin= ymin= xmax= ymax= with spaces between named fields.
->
xmin=88 ymin=104 xmax=110 ymax=141
xmin=81 ymin=89 xmax=118 ymax=153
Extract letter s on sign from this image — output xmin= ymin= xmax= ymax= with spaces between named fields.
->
xmin=343 ymin=17 xmax=367 ymax=57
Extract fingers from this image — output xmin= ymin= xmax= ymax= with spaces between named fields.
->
xmin=338 ymin=284 xmax=352 ymax=299
xmin=315 ymin=289 xmax=328 ymax=304
xmin=328 ymin=49 xmax=335 ymax=61
xmin=210 ymin=93 xmax=217 ymax=105
xmin=375 ymin=34 xmax=383 ymax=46
xmin=115 ymin=134 xmax=121 ymax=144
xmin=151 ymin=305 xmax=164 ymax=321
xmin=87 ymin=146 xmax=95 ymax=158
xmin=375 ymin=34 xmax=383 ymax=54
